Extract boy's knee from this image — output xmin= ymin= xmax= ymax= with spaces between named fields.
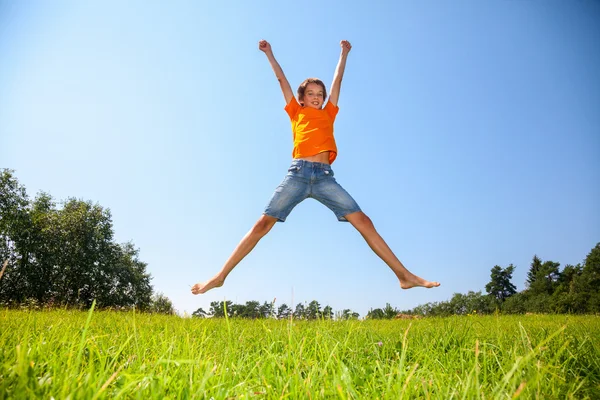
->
xmin=252 ymin=215 xmax=277 ymax=236
xmin=358 ymin=213 xmax=374 ymax=230
xmin=348 ymin=212 xmax=374 ymax=231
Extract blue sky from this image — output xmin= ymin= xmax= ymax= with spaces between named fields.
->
xmin=1 ymin=0 xmax=599 ymax=316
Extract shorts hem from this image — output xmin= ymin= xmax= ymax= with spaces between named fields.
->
xmin=263 ymin=211 xmax=286 ymax=222
xmin=336 ymin=207 xmax=362 ymax=222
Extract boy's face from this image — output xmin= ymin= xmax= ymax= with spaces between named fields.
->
xmin=301 ymin=83 xmax=325 ymax=109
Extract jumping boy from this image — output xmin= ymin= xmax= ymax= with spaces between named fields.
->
xmin=191 ymin=40 xmax=439 ymax=295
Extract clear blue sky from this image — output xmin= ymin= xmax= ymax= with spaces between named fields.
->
xmin=1 ymin=0 xmax=599 ymax=316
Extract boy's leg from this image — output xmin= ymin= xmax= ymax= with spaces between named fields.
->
xmin=191 ymin=214 xmax=278 ymax=294
xmin=192 ymin=160 xmax=309 ymax=294
xmin=344 ymin=211 xmax=440 ymax=289
xmin=311 ymin=168 xmax=439 ymax=289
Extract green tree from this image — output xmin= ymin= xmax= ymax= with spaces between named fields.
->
xmin=210 ymin=300 xmax=233 ymax=318
xmin=449 ymin=291 xmax=494 ymax=314
xmin=243 ymin=300 xmax=260 ymax=318
xmin=526 ymin=255 xmax=542 ymax=288
xmin=485 ymin=264 xmax=517 ymax=303
xmin=367 ymin=308 xmax=385 ymax=319
xmin=551 ymin=264 xmax=583 ymax=313
xmin=192 ymin=307 xmax=208 ymax=318
xmin=322 ymin=305 xmax=333 ymax=319
xmin=150 ymin=292 xmax=175 ymax=314
xmin=306 ymin=300 xmax=321 ymax=320
xmin=449 ymin=293 xmax=470 ymax=315
xmin=87 ymin=241 xmax=152 ymax=310
xmin=383 ymin=303 xmax=398 ymax=319
xmin=502 ymin=291 xmax=528 ymax=314
xmin=228 ymin=303 xmax=244 ymax=317
xmin=277 ymin=303 xmax=291 ymax=319
xmin=0 ymin=170 xmax=37 ymax=303
xmin=339 ymin=309 xmax=359 ymax=320
xmin=571 ymin=243 xmax=600 ymax=312
xmin=259 ymin=301 xmax=275 ymax=318
xmin=403 ymin=291 xmax=494 ymax=316
xmin=1 ymin=170 xmax=154 ymax=309
xmin=582 ymin=243 xmax=600 ymax=311
xmin=409 ymin=303 xmax=433 ymax=316
xmin=294 ymin=303 xmax=306 ymax=319
xmin=0 ymin=169 xmax=29 ymax=264
xmin=527 ymin=256 xmax=560 ymax=296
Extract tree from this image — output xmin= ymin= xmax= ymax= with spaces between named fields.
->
xmin=521 ymin=256 xmax=561 ymax=313
xmin=259 ymin=301 xmax=275 ymax=318
xmin=582 ymin=243 xmax=600 ymax=311
xmin=556 ymin=264 xmax=583 ymax=292
xmin=502 ymin=291 xmax=528 ymax=314
xmin=116 ymin=242 xmax=153 ymax=309
xmin=449 ymin=291 xmax=494 ymax=314
xmin=150 ymin=292 xmax=175 ymax=314
xmin=0 ymin=170 xmax=154 ymax=309
xmin=339 ymin=309 xmax=359 ymax=320
xmin=367 ymin=308 xmax=385 ymax=319
xmin=571 ymin=243 xmax=600 ymax=312
xmin=210 ymin=300 xmax=233 ymax=318
xmin=0 ymin=170 xmax=37 ymax=304
xmin=306 ymin=300 xmax=321 ymax=320
xmin=551 ymin=264 xmax=583 ymax=313
xmin=84 ymin=241 xmax=153 ymax=310
xmin=485 ymin=264 xmax=517 ymax=303
xmin=192 ymin=307 xmax=208 ymax=318
xmin=322 ymin=305 xmax=333 ymax=319
xmin=43 ymin=198 xmax=152 ymax=308
xmin=294 ymin=303 xmax=306 ymax=319
xmin=526 ymin=256 xmax=560 ymax=296
xmin=0 ymin=169 xmax=29 ymax=265
xmin=277 ymin=303 xmax=291 ymax=319
xmin=243 ymin=300 xmax=260 ymax=318
xmin=402 ymin=291 xmax=495 ymax=316
xmin=526 ymin=255 xmax=542 ymax=288
xmin=229 ymin=303 xmax=245 ymax=318
xmin=383 ymin=303 xmax=398 ymax=319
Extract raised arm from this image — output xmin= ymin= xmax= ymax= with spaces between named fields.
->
xmin=328 ymin=40 xmax=352 ymax=107
xmin=259 ymin=40 xmax=294 ymax=104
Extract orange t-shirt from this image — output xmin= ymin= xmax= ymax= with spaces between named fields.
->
xmin=284 ymin=97 xmax=339 ymax=164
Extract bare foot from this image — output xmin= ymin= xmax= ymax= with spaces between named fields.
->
xmin=400 ymin=274 xmax=440 ymax=289
xmin=191 ymin=276 xmax=224 ymax=295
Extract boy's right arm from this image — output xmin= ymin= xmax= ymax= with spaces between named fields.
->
xmin=259 ymin=40 xmax=294 ymax=104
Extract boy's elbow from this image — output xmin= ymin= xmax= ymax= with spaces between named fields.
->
xmin=277 ymin=76 xmax=291 ymax=87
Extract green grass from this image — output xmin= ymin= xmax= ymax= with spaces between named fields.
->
xmin=1 ymin=308 xmax=599 ymax=399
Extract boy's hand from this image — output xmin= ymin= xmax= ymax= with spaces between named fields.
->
xmin=258 ymin=40 xmax=272 ymax=54
xmin=340 ymin=40 xmax=352 ymax=56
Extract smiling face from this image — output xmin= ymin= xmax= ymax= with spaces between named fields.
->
xmin=301 ymin=83 xmax=325 ymax=109
xmin=297 ymin=78 xmax=327 ymax=110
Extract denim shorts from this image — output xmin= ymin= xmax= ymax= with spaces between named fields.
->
xmin=264 ymin=159 xmax=362 ymax=222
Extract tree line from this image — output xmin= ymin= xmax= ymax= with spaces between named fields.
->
xmin=192 ymin=299 xmax=360 ymax=320
xmin=0 ymin=169 xmax=174 ymax=313
xmin=397 ymin=244 xmax=600 ymax=317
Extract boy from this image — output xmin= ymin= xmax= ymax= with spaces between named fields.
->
xmin=191 ymin=40 xmax=439 ymax=295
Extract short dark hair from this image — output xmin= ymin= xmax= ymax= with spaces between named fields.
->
xmin=297 ymin=78 xmax=327 ymax=105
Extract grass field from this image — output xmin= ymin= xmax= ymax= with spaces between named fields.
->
xmin=1 ymin=307 xmax=599 ymax=399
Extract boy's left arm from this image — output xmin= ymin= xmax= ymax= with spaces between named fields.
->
xmin=328 ymin=40 xmax=352 ymax=107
